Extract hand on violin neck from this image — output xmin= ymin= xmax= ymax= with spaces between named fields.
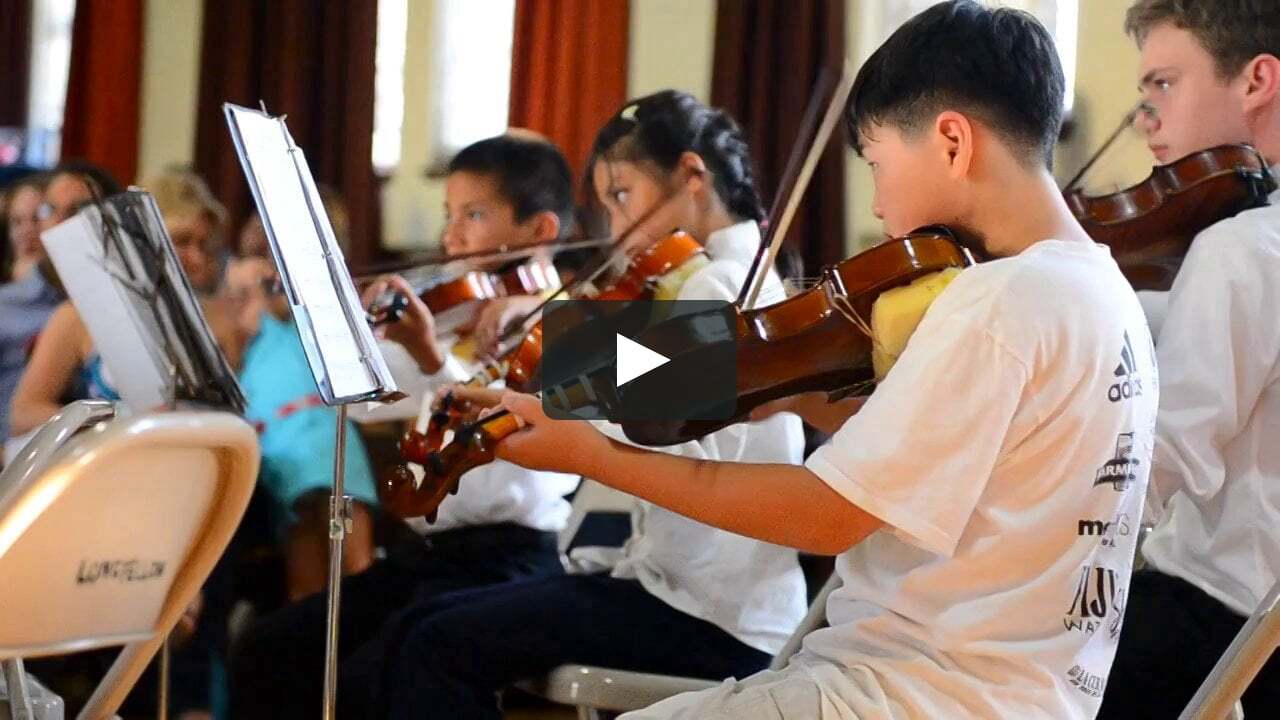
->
xmin=495 ymin=391 xmax=611 ymax=476
xmin=439 ymin=384 xmax=504 ymax=414
xmin=362 ymin=274 xmax=444 ymax=374
xmin=472 ymin=295 xmax=545 ymax=355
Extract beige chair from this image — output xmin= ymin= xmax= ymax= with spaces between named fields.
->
xmin=0 ymin=402 xmax=259 ymax=720
xmin=1179 ymin=578 xmax=1280 ymax=720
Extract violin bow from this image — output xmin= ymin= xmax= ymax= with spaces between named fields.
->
xmin=1063 ymin=101 xmax=1146 ymax=193
xmin=478 ymin=189 xmax=687 ymax=366
xmin=352 ymin=235 xmax=616 ymax=281
xmin=738 ymin=59 xmax=856 ymax=311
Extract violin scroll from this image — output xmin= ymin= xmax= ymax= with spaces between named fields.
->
xmin=379 ymin=411 xmax=525 ymax=520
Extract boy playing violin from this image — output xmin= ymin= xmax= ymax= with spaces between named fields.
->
xmin=494 ymin=2 xmax=1158 ymax=717
xmin=1098 ymin=1 xmax=1280 ymax=716
xmin=229 ymin=134 xmax=581 ymax=720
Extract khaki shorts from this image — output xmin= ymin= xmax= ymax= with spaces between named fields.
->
xmin=620 ymin=662 xmax=883 ymax=720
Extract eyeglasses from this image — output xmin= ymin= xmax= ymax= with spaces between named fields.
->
xmin=35 ymin=199 xmax=95 ymax=224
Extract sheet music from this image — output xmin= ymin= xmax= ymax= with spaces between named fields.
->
xmin=225 ymin=103 xmax=398 ymax=404
xmin=42 ymin=208 xmax=173 ymax=411
xmin=40 ymin=194 xmax=249 ymax=414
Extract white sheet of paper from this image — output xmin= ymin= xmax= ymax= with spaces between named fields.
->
xmin=41 ymin=209 xmax=171 ymax=411
xmin=225 ymin=104 xmax=397 ymax=404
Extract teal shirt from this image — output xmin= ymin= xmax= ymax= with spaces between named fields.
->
xmin=239 ymin=312 xmax=379 ymax=528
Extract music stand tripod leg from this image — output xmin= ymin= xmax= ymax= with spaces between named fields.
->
xmin=321 ymin=404 xmax=354 ymax=720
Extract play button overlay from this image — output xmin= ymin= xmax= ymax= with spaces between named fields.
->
xmin=616 ymin=334 xmax=670 ymax=387
xmin=540 ymin=300 xmax=737 ymax=423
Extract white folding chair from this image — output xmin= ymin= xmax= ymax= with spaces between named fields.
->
xmin=557 ymin=478 xmax=636 ymax=557
xmin=518 ymin=570 xmax=841 ymax=720
xmin=1179 ymin=578 xmax=1280 ymax=720
xmin=0 ymin=402 xmax=259 ymax=720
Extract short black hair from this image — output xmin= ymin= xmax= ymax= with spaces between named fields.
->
xmin=49 ymin=159 xmax=123 ymax=198
xmin=847 ymin=0 xmax=1065 ymax=168
xmin=588 ymin=90 xmax=765 ymax=223
xmin=448 ymin=135 xmax=575 ymax=239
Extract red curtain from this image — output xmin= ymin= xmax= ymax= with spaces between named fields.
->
xmin=60 ymin=0 xmax=144 ymax=185
xmin=508 ymin=0 xmax=630 ymax=177
xmin=712 ymin=0 xmax=848 ymax=274
xmin=0 ymin=0 xmax=33 ymax=128
xmin=192 ymin=0 xmax=381 ymax=266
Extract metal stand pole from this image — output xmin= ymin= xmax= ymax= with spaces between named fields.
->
xmin=3 ymin=659 xmax=33 ymax=720
xmin=321 ymin=404 xmax=353 ymax=720
xmin=158 ymin=635 xmax=170 ymax=720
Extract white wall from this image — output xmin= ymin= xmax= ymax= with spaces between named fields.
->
xmin=136 ymin=0 xmax=203 ymax=183
xmin=628 ymin=0 xmax=716 ymax=102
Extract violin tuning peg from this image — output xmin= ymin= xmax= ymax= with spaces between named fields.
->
xmin=448 ymin=481 xmax=460 ymax=496
xmin=426 ymin=509 xmax=438 ymax=524
xmin=428 ymin=451 xmax=446 ymax=476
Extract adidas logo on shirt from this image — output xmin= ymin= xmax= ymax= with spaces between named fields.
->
xmin=1107 ymin=331 xmax=1144 ymax=403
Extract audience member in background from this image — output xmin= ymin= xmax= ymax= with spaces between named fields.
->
xmin=2 ymin=173 xmax=45 ymax=282
xmin=0 ymin=173 xmax=49 ymax=464
xmin=0 ymin=162 xmax=118 ymax=461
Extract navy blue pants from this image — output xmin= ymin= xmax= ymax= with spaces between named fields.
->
xmin=229 ymin=522 xmax=563 ymax=720
xmin=1098 ymin=569 xmax=1280 ymax=718
xmin=376 ymin=573 xmax=772 ymax=719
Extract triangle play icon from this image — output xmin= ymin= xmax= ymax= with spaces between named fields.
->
xmin=616 ymin=333 xmax=671 ymax=387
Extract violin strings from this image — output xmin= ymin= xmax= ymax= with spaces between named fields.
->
xmin=830 ymin=293 xmax=892 ymax=365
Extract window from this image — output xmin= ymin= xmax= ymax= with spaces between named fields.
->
xmin=25 ymin=0 xmax=77 ymax=167
xmin=431 ymin=0 xmax=516 ymax=164
xmin=372 ymin=0 xmax=409 ymax=175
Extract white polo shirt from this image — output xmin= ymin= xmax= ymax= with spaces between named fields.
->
xmin=1142 ymin=178 xmax=1280 ymax=617
xmin=586 ymin=220 xmax=808 ymax=656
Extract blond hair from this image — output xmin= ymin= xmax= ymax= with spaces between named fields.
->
xmin=143 ymin=166 xmax=229 ymax=253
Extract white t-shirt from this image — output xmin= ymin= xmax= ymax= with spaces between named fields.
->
xmin=797 ymin=240 xmax=1158 ymax=718
xmin=354 ymin=338 xmax=579 ymax=535
xmin=1141 ymin=179 xmax=1280 ymax=617
xmin=585 ymin=220 xmax=808 ymax=655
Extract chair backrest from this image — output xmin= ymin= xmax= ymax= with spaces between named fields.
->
xmin=770 ymin=571 xmax=840 ymax=671
xmin=0 ymin=407 xmax=259 ymax=720
xmin=1181 ymin=577 xmax=1280 ymax=719
xmin=558 ymin=477 xmax=636 ymax=555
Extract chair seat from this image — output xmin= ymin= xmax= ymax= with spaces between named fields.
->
xmin=517 ymin=665 xmax=719 ymax=713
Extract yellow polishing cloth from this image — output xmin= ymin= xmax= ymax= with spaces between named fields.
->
xmin=870 ymin=267 xmax=962 ymax=380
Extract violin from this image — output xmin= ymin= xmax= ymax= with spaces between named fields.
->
xmin=379 ymin=227 xmax=972 ymax=520
xmin=368 ymin=255 xmax=561 ymax=334
xmin=1065 ymin=140 xmax=1274 ymax=291
xmin=620 ymin=227 xmax=973 ymax=446
xmin=388 ymin=231 xmax=707 ymax=475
